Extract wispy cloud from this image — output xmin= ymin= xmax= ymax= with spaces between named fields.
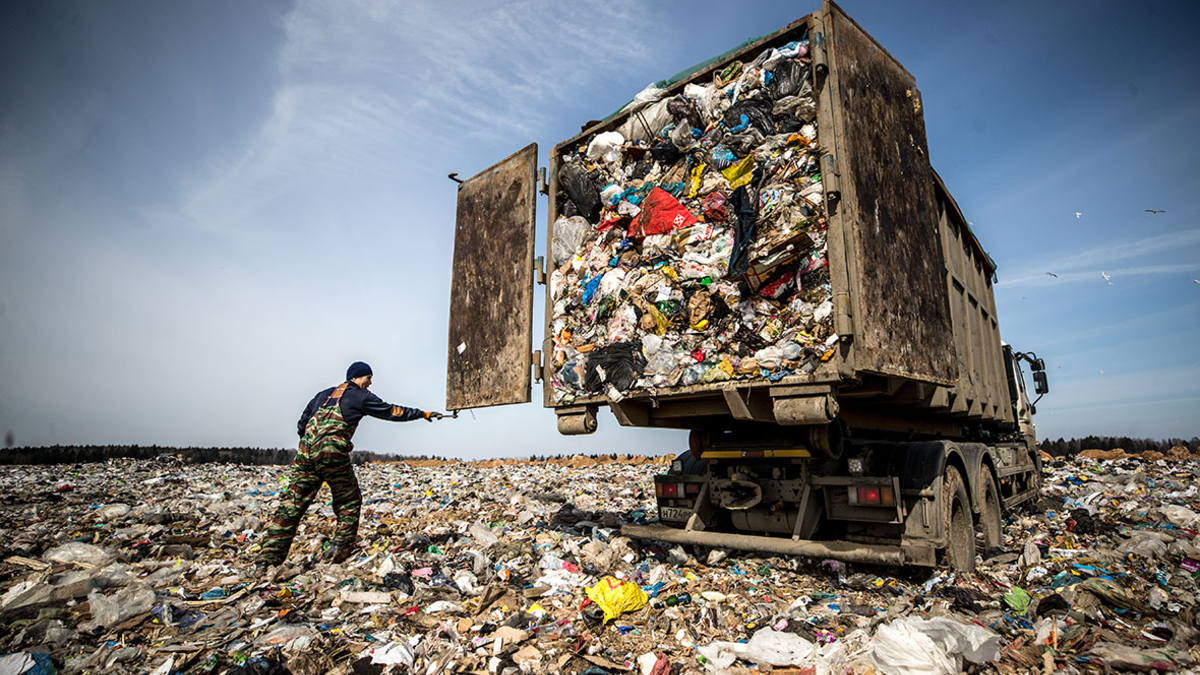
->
xmin=998 ymin=229 xmax=1200 ymax=288
xmin=142 ymin=0 xmax=657 ymax=236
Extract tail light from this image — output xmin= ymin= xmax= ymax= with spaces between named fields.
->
xmin=655 ymin=481 xmax=683 ymax=498
xmin=851 ymin=485 xmax=895 ymax=507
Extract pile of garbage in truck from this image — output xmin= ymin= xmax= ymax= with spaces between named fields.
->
xmin=550 ymin=37 xmax=838 ymax=404
xmin=1 ymin=446 xmax=1198 ymax=674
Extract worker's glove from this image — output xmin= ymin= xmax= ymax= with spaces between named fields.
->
xmin=423 ymin=411 xmax=446 ymax=422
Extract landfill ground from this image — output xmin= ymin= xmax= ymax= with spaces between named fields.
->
xmin=0 ymin=448 xmax=1198 ymax=675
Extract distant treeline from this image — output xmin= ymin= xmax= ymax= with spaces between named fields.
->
xmin=1040 ymin=436 xmax=1199 ymax=457
xmin=0 ymin=445 xmax=406 ymax=466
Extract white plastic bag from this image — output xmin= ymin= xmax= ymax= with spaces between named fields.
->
xmin=623 ymin=83 xmax=667 ymax=113
xmin=698 ymin=628 xmax=816 ymax=673
xmin=551 ymin=216 xmax=593 ymax=267
xmin=87 ymin=584 xmax=155 ymax=629
xmin=871 ymin=616 xmax=1001 ymax=675
xmin=43 ymin=542 xmax=116 ymax=567
xmin=586 ymin=131 xmax=625 ymax=163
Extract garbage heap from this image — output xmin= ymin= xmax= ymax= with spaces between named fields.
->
xmin=550 ymin=37 xmax=837 ymax=404
xmin=0 ymin=449 xmax=1198 ymax=675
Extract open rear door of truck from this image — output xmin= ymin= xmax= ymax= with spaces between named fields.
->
xmin=822 ymin=1 xmax=957 ymax=386
xmin=446 ymin=143 xmax=538 ymax=411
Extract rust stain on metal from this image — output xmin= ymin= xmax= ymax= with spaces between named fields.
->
xmin=446 ymin=143 xmax=537 ymax=410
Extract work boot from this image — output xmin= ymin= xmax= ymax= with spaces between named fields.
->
xmin=319 ymin=543 xmax=355 ymax=565
xmin=249 ymin=560 xmax=279 ymax=582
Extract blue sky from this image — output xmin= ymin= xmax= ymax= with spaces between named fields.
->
xmin=1 ymin=1 xmax=1197 ymax=456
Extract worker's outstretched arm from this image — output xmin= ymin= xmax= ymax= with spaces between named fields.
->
xmin=361 ymin=390 xmax=426 ymax=422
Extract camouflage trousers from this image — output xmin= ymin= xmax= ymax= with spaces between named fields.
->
xmin=257 ymin=452 xmax=361 ymax=565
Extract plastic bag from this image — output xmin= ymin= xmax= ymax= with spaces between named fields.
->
xmin=88 ymin=584 xmax=155 ymax=629
xmin=260 ymin=624 xmax=317 ymax=646
xmin=43 ymin=542 xmax=116 ymax=567
xmin=557 ymin=160 xmax=601 ymax=221
xmin=468 ymin=522 xmax=499 ymax=548
xmin=1158 ymin=504 xmax=1199 ymax=529
xmin=585 ymin=576 xmax=648 ymax=623
xmin=618 ymin=98 xmax=673 ymax=144
xmin=697 ymin=628 xmax=816 ymax=672
xmin=586 ymin=131 xmax=625 ymax=163
xmin=551 ymin=216 xmax=594 ymax=267
xmin=871 ymin=616 xmax=1001 ymax=675
xmin=584 ymin=342 xmax=646 ymax=394
xmin=768 ymin=59 xmax=810 ymax=100
xmin=1118 ymin=532 xmax=1168 ymax=559
xmin=624 ymin=82 xmax=667 ymax=113
xmin=726 ymin=186 xmax=758 ymax=279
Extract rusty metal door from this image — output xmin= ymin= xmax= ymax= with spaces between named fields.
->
xmin=822 ymin=1 xmax=957 ymax=385
xmin=446 ymin=143 xmax=538 ymax=410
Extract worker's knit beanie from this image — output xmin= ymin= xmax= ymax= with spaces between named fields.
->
xmin=346 ymin=361 xmax=373 ymax=380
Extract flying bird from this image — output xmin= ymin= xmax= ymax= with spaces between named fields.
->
xmin=1145 ymin=209 xmax=1165 ymax=214
xmin=1046 ymin=272 xmax=1058 ymax=278
xmin=1075 ymin=212 xmax=1082 ymax=218
xmin=1194 ymin=279 xmax=1199 ymax=284
xmin=1102 ymin=271 xmax=1112 ymax=284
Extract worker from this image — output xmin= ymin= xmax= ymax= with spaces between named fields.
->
xmin=256 ymin=361 xmax=441 ymax=568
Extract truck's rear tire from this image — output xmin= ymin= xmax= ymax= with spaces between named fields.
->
xmin=977 ymin=467 xmax=1002 ymax=551
xmin=942 ymin=466 xmax=976 ymax=573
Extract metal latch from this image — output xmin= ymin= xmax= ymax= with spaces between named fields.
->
xmin=538 ymin=167 xmax=548 ymax=195
xmin=534 ymin=256 xmax=546 ymax=285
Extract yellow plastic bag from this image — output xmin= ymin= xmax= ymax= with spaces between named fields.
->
xmin=721 ymin=155 xmax=756 ymax=189
xmin=585 ymin=576 xmax=648 ymax=623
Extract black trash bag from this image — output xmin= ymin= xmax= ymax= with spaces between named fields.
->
xmin=775 ymin=115 xmax=803 ymax=135
xmin=583 ymin=341 xmax=647 ymax=393
xmin=558 ymin=160 xmax=601 ymax=221
xmin=726 ymin=186 xmax=758 ymax=279
xmin=723 ymin=97 xmax=776 ymax=136
xmin=555 ymin=192 xmax=579 ymax=218
xmin=768 ymin=59 xmax=809 ymax=100
xmin=650 ymin=138 xmax=682 ymax=164
xmin=383 ymin=572 xmax=415 ymax=595
xmin=1035 ymin=593 xmax=1070 ymax=618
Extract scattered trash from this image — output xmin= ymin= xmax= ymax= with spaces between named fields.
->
xmin=0 ymin=448 xmax=1197 ymax=673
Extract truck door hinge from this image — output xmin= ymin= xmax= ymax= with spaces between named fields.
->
xmin=532 ymin=350 xmax=543 ymax=383
xmin=822 ymin=153 xmax=840 ymax=205
xmin=534 ymin=256 xmax=546 ymax=285
xmin=537 ymin=167 xmax=549 ymax=196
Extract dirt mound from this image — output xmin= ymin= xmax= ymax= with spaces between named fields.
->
xmin=567 ymin=454 xmax=598 ymax=468
xmin=1080 ymin=448 xmax=1127 ymax=460
xmin=1166 ymin=445 xmax=1194 ymax=460
xmin=1140 ymin=450 xmax=1166 ymax=461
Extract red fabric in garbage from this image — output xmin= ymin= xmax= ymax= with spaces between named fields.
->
xmin=629 ymin=187 xmax=697 ymax=240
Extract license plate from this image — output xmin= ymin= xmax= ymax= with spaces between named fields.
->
xmin=659 ymin=506 xmax=693 ymax=522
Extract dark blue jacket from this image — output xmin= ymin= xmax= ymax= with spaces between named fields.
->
xmin=298 ymin=381 xmax=425 ymax=437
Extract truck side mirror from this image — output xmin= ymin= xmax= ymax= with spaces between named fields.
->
xmin=1033 ymin=371 xmax=1049 ymax=395
xmin=1032 ymin=358 xmax=1045 ymax=371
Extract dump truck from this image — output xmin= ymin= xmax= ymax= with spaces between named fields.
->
xmin=444 ymin=1 xmax=1049 ymax=571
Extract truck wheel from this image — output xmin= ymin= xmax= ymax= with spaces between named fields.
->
xmin=977 ymin=468 xmax=1002 ymax=550
xmin=941 ymin=466 xmax=976 ymax=573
